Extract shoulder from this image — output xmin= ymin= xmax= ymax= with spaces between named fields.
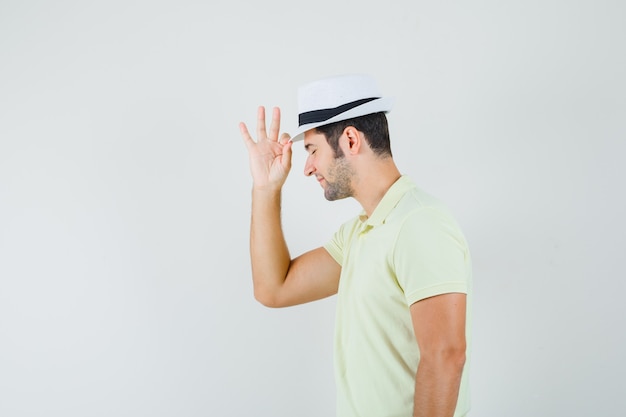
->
xmin=390 ymin=185 xmax=468 ymax=250
xmin=391 ymin=183 xmax=457 ymax=226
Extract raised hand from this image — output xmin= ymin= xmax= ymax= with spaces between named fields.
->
xmin=240 ymin=106 xmax=293 ymax=190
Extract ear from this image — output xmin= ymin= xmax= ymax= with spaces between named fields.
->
xmin=341 ymin=126 xmax=362 ymax=155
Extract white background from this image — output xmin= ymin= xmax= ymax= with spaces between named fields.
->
xmin=1 ymin=1 xmax=624 ymax=416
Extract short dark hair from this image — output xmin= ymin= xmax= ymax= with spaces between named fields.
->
xmin=314 ymin=112 xmax=392 ymax=158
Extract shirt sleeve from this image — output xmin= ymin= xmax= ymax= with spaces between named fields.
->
xmin=324 ymin=224 xmax=346 ymax=266
xmin=324 ymin=216 xmax=362 ymax=267
xmin=393 ymin=207 xmax=470 ymax=306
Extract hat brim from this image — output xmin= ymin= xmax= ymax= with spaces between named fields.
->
xmin=289 ymin=97 xmax=394 ymax=142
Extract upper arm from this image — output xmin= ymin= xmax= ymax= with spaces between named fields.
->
xmin=410 ymin=293 xmax=467 ymax=359
xmin=268 ymin=246 xmax=341 ymax=307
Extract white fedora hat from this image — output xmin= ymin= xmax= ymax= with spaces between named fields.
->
xmin=290 ymin=74 xmax=393 ymax=142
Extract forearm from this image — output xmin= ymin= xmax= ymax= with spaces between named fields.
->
xmin=249 ymin=186 xmax=291 ymax=304
xmin=413 ymin=354 xmax=465 ymax=417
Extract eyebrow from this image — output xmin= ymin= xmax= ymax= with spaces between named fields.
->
xmin=304 ymin=144 xmax=316 ymax=151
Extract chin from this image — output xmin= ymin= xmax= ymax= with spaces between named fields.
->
xmin=324 ymin=191 xmax=350 ymax=201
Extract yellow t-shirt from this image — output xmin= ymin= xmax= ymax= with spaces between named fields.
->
xmin=324 ymin=176 xmax=472 ymax=417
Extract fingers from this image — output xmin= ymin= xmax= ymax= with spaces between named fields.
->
xmin=239 ymin=122 xmax=255 ymax=150
xmin=280 ymin=140 xmax=293 ymax=170
xmin=279 ymin=132 xmax=291 ymax=144
xmin=243 ymin=106 xmax=284 ymax=147
xmin=268 ymin=107 xmax=281 ymax=141
xmin=256 ymin=106 xmax=267 ymax=140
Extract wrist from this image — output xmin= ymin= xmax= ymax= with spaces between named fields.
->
xmin=252 ymin=183 xmax=283 ymax=195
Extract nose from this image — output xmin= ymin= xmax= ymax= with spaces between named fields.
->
xmin=304 ymin=155 xmax=315 ymax=177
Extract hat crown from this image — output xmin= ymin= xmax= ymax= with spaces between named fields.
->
xmin=297 ymin=74 xmax=382 ymax=113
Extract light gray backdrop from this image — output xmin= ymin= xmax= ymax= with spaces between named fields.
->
xmin=1 ymin=1 xmax=624 ymax=416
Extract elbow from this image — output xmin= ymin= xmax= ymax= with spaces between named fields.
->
xmin=448 ymin=342 xmax=467 ymax=367
xmin=449 ymin=344 xmax=467 ymax=369
xmin=253 ymin=288 xmax=284 ymax=308
xmin=452 ymin=349 xmax=466 ymax=370
xmin=250 ymin=269 xmax=291 ymax=308
xmin=420 ymin=343 xmax=467 ymax=370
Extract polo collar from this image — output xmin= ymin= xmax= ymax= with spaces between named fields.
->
xmin=359 ymin=175 xmax=415 ymax=227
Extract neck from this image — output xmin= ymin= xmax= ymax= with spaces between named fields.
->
xmin=351 ymin=157 xmax=402 ymax=217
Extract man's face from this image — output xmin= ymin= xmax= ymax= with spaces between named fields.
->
xmin=303 ymin=130 xmax=355 ymax=201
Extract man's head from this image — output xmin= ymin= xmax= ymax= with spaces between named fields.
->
xmin=297 ymin=74 xmax=395 ymax=202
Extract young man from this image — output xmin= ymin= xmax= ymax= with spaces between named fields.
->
xmin=239 ymin=74 xmax=472 ymax=417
